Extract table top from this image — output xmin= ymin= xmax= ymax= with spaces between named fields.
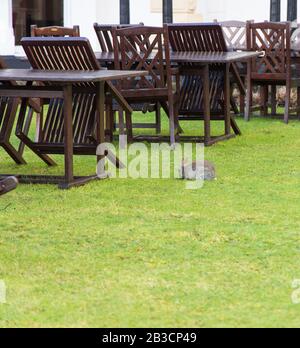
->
xmin=0 ymin=69 xmax=148 ymax=83
xmin=95 ymin=51 xmax=261 ymax=64
xmin=170 ymin=51 xmax=261 ymax=63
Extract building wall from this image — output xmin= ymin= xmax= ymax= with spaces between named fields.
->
xmin=1 ymin=0 xmax=300 ymax=55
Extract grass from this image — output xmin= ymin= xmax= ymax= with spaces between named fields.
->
xmin=0 ymin=112 xmax=300 ymax=328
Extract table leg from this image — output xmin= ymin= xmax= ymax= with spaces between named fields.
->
xmin=203 ymin=64 xmax=211 ymax=145
xmin=96 ymin=81 xmax=106 ymax=149
xmin=245 ymin=59 xmax=252 ymax=121
xmin=96 ymin=82 xmax=126 ymax=171
xmin=224 ymin=63 xmax=231 ymax=136
xmin=60 ymin=84 xmax=74 ymax=189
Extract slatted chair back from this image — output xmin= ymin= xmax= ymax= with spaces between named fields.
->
xmin=165 ymin=23 xmax=226 ymax=117
xmin=214 ymin=20 xmax=251 ymax=51
xmin=94 ymin=24 xmax=117 ymax=52
xmin=21 ymin=37 xmax=102 ymax=146
xmin=22 ymin=37 xmax=101 ymax=86
xmin=94 ymin=23 xmax=145 ymax=52
xmin=113 ymin=26 xmax=171 ymax=97
xmin=167 ymin=23 xmax=227 ymax=53
xmin=31 ymin=25 xmax=80 ymax=37
xmin=246 ymin=22 xmax=291 ymax=81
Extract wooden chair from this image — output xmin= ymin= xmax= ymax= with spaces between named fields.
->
xmin=245 ymin=22 xmax=300 ymax=123
xmin=0 ymin=177 xmax=18 ymax=196
xmin=20 ymin=25 xmax=82 ymax=156
xmin=31 ymin=25 xmax=80 ymax=37
xmin=214 ymin=20 xmax=252 ymax=51
xmin=19 ymin=37 xmax=131 ymax=166
xmin=94 ymin=23 xmax=144 ymax=56
xmin=215 ymin=20 xmax=253 ymax=115
xmin=165 ymin=23 xmax=242 ymax=136
xmin=0 ymin=58 xmax=26 ymax=164
xmin=113 ymin=26 xmax=179 ymax=145
xmin=94 ymin=23 xmax=162 ymax=136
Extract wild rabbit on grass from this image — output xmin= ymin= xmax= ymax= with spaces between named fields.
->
xmin=180 ymin=160 xmax=216 ymax=181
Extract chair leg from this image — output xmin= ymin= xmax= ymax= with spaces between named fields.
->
xmin=240 ymin=92 xmax=245 ymax=116
xmin=18 ymin=136 xmax=56 ymax=166
xmin=118 ymin=109 xmax=127 ymax=148
xmin=245 ymin=80 xmax=252 ymax=121
xmin=260 ymin=85 xmax=268 ymax=117
xmin=1 ymin=142 xmax=26 ymax=165
xmin=271 ymin=85 xmax=277 ymax=115
xmin=35 ymin=110 xmax=43 ymax=142
xmin=155 ymin=102 xmax=161 ymax=134
xmin=230 ymin=117 xmax=242 ymax=136
xmin=18 ymin=107 xmax=34 ymax=156
xmin=168 ymin=99 xmax=176 ymax=147
xmin=118 ymin=109 xmax=126 ymax=135
xmin=112 ymin=112 xmax=117 ymax=131
xmin=284 ymin=85 xmax=290 ymax=124
xmin=125 ymin=111 xmax=133 ymax=143
xmin=105 ymin=102 xmax=113 ymax=142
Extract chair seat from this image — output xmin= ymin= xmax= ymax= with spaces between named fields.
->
xmin=120 ymin=88 xmax=170 ymax=100
xmin=111 ymin=100 xmax=157 ymax=113
xmin=33 ymin=143 xmax=97 ymax=155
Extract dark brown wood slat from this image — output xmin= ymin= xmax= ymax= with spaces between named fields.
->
xmin=0 ymin=58 xmax=26 ymax=164
xmin=114 ymin=26 xmax=179 ymax=145
xmin=12 ymin=38 xmax=146 ymax=166
xmin=31 ymin=25 xmax=80 ymax=38
xmin=245 ymin=21 xmax=300 ymax=123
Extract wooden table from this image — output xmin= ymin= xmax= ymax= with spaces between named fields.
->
xmin=0 ymin=69 xmax=147 ymax=189
xmin=96 ymin=51 xmax=260 ymax=145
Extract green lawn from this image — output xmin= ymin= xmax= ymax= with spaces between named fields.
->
xmin=0 ymin=112 xmax=300 ymax=328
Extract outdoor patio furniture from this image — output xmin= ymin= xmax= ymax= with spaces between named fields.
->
xmin=94 ymin=23 xmax=162 ymax=136
xmin=112 ymin=26 xmax=179 ymax=145
xmin=245 ymin=22 xmax=300 ymax=123
xmin=214 ymin=20 xmax=254 ymax=113
xmin=0 ymin=176 xmax=18 ymax=196
xmin=31 ymin=25 xmax=80 ymax=37
xmin=94 ymin=23 xmax=145 ymax=57
xmin=168 ymin=50 xmax=260 ymax=145
xmin=0 ymin=66 xmax=147 ymax=189
xmin=22 ymin=25 xmax=81 ymax=155
xmin=96 ymin=48 xmax=259 ymax=145
xmin=165 ymin=23 xmax=244 ymax=139
xmin=214 ymin=20 xmax=251 ymax=51
xmin=0 ymin=58 xmax=26 ymax=165
xmin=19 ymin=37 xmax=135 ymax=165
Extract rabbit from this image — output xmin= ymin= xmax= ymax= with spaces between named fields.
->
xmin=180 ymin=160 xmax=216 ymax=181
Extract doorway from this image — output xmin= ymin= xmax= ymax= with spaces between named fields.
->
xmin=12 ymin=0 xmax=64 ymax=44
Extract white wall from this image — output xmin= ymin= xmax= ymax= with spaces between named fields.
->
xmin=96 ymin=0 xmax=119 ymax=24
xmin=0 ymin=0 xmax=15 ymax=55
xmin=200 ymin=0 xmax=270 ymax=22
xmin=64 ymin=0 xmax=98 ymax=49
xmin=1 ymin=0 xmax=300 ymax=55
xmin=130 ymin=0 xmax=161 ymax=26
